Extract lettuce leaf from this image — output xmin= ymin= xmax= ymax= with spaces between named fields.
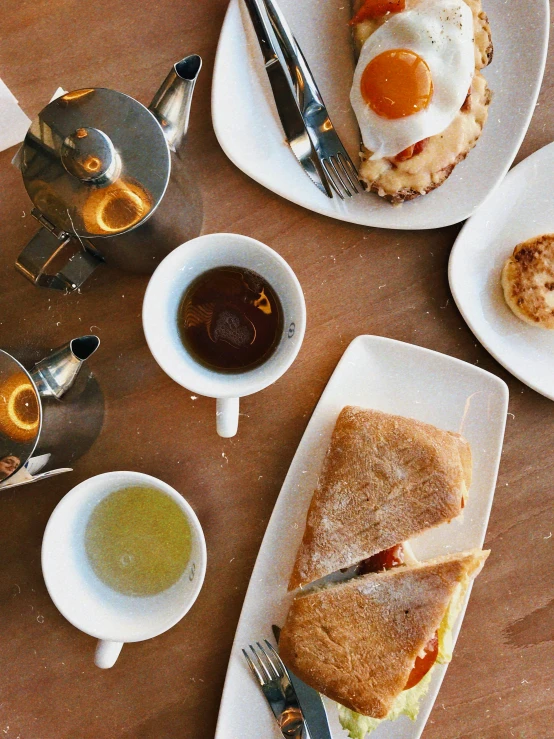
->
xmin=338 ymin=574 xmax=471 ymax=738
xmin=437 ymin=575 xmax=469 ymax=663
xmin=338 ymin=671 xmax=432 ymax=738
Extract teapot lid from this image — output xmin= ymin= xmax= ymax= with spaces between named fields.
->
xmin=20 ymin=88 xmax=170 ymax=239
xmin=0 ymin=351 xmax=42 ymax=484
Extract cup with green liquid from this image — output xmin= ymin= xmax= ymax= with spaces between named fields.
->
xmin=42 ymin=471 xmax=207 ymax=668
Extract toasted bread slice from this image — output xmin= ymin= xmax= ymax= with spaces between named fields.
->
xmin=351 ymin=0 xmax=493 ymax=203
xmin=502 ymin=234 xmax=554 ymax=329
xmin=288 ymin=406 xmax=471 ymax=591
xmin=280 ymin=548 xmax=488 ymax=719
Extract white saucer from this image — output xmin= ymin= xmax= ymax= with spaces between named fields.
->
xmin=449 ymin=141 xmax=554 ymax=401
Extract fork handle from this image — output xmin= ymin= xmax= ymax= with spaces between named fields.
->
xmin=279 ymin=714 xmax=310 ymax=739
xmin=292 ymin=724 xmax=310 ymax=739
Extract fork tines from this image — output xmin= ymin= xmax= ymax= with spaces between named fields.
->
xmin=323 ymin=152 xmax=360 ymax=200
xmin=243 ymin=640 xmax=284 ymax=685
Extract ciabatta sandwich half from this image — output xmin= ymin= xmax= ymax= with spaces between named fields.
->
xmin=289 ymin=406 xmax=471 ymax=591
xmin=280 ymin=548 xmax=488 ymax=735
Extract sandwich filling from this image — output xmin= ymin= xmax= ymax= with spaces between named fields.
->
xmin=358 ymin=542 xmax=438 ymax=689
xmin=357 ymin=540 xmax=420 ymax=575
xmin=338 ymin=571 xmax=470 ymax=738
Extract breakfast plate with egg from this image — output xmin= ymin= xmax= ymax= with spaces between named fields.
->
xmin=449 ymin=141 xmax=554 ymax=401
xmin=212 ymin=0 xmax=548 ymax=229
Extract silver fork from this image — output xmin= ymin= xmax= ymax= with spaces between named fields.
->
xmin=260 ymin=0 xmax=361 ymax=199
xmin=243 ymin=640 xmax=310 ymax=738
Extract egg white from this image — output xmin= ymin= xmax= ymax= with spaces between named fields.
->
xmin=350 ymin=0 xmax=475 ymax=159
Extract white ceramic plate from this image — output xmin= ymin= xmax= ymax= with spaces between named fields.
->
xmin=449 ymin=142 xmax=554 ymax=401
xmin=215 ymin=335 xmax=508 ymax=739
xmin=212 ymin=0 xmax=548 ymax=230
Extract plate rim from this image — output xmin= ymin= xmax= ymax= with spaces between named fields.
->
xmin=448 ymin=140 xmax=554 ymax=401
xmin=212 ymin=0 xmax=550 ymax=230
xmin=215 ymin=334 xmax=509 ymax=739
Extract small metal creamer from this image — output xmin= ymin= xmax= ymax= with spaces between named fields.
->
xmin=15 ymin=54 xmax=203 ymax=291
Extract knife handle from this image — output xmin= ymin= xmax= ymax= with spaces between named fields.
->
xmin=259 ymin=0 xmax=325 ymax=110
xmin=243 ymin=0 xmax=279 ymax=67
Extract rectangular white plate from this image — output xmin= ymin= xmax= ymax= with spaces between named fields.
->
xmin=215 ymin=335 xmax=508 ymax=739
xmin=212 ymin=0 xmax=548 ymax=230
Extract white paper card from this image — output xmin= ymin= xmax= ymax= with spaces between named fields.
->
xmin=11 ymin=87 xmax=67 ymax=168
xmin=0 ymin=78 xmax=31 ymax=152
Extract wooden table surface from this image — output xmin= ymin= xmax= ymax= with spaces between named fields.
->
xmin=1 ymin=2 xmax=553 ymax=738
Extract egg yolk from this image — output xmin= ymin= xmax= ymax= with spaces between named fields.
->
xmin=361 ymin=49 xmax=433 ymax=119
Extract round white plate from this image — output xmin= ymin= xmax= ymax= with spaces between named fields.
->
xmin=449 ymin=141 xmax=554 ymax=401
xmin=212 ymin=0 xmax=549 ymax=230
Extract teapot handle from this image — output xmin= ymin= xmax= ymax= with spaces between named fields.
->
xmin=15 ymin=213 xmax=103 ymax=291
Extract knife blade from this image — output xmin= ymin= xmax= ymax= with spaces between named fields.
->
xmin=272 ymin=624 xmax=333 ymax=739
xmin=243 ymin=0 xmax=333 ymax=197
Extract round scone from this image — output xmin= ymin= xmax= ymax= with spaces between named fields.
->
xmin=502 ymin=234 xmax=554 ymax=329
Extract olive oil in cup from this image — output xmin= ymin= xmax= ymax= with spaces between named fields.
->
xmin=41 ymin=471 xmax=207 ymax=669
xmin=85 ymin=485 xmax=192 ymax=597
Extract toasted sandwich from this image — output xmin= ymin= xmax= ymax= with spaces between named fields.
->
xmin=280 ymin=549 xmax=488 ymax=735
xmin=289 ymin=406 xmax=471 ymax=591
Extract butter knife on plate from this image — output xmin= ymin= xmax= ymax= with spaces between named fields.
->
xmin=242 ymin=0 xmax=333 ymax=197
xmin=272 ymin=624 xmax=333 ymax=739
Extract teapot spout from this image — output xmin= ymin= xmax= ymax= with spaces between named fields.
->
xmin=31 ymin=335 xmax=100 ymax=399
xmin=149 ymin=54 xmax=202 ymax=154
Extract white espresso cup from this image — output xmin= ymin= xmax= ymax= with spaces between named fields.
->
xmin=142 ymin=233 xmax=306 ymax=438
xmin=41 ymin=471 xmax=207 ymax=669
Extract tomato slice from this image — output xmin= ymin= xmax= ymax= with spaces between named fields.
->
xmin=359 ymin=547 xmax=439 ymax=689
xmin=404 ymin=632 xmax=439 ymax=690
xmin=359 ymin=544 xmax=405 ymax=574
xmin=395 ymin=138 xmax=429 ymax=163
xmin=350 ymin=0 xmax=405 ymax=25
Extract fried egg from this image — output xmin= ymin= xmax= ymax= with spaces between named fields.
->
xmin=350 ymin=0 xmax=475 ymax=159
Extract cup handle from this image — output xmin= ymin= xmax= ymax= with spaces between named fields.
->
xmin=216 ymin=397 xmax=239 ymax=438
xmin=95 ymin=639 xmax=124 ymax=669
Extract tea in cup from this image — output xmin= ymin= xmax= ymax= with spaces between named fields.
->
xmin=143 ymin=233 xmax=306 ymax=437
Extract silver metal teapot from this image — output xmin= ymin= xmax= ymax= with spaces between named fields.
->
xmin=15 ymin=54 xmax=202 ymax=291
xmin=0 ymin=336 xmax=100 ymax=485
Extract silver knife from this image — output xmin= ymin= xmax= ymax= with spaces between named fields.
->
xmin=273 ymin=625 xmax=333 ymax=739
xmin=243 ymin=0 xmax=333 ymax=197
xmin=260 ymin=0 xmax=359 ymax=187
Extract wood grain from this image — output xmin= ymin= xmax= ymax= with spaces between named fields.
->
xmin=0 ymin=1 xmax=553 ymax=738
